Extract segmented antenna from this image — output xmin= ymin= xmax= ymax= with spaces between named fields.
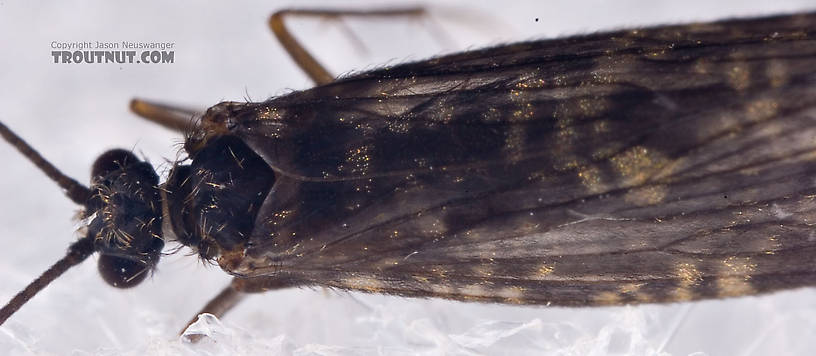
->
xmin=0 ymin=121 xmax=95 ymax=325
xmin=0 ymin=121 xmax=91 ymax=204
xmin=0 ymin=237 xmax=94 ymax=324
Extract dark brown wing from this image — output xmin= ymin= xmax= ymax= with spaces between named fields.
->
xmin=225 ymin=12 xmax=816 ymax=306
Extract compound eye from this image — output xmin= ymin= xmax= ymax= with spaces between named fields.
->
xmin=91 ymin=149 xmax=140 ymax=179
xmin=97 ymin=254 xmax=150 ymax=288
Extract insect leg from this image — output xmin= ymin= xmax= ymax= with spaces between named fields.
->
xmin=180 ymin=281 xmax=244 ymax=340
xmin=269 ymin=7 xmax=427 ymax=85
xmin=129 ymin=98 xmax=200 ymax=133
xmin=180 ymin=275 xmax=303 ymax=338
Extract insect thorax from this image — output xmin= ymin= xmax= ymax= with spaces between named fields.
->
xmin=163 ymin=134 xmax=276 ymax=261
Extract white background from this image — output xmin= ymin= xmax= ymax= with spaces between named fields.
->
xmin=1 ymin=1 xmax=816 ymax=355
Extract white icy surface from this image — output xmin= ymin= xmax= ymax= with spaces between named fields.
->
xmin=1 ymin=1 xmax=816 ymax=355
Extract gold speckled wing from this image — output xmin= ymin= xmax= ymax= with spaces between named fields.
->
xmin=224 ymin=12 xmax=816 ymax=306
